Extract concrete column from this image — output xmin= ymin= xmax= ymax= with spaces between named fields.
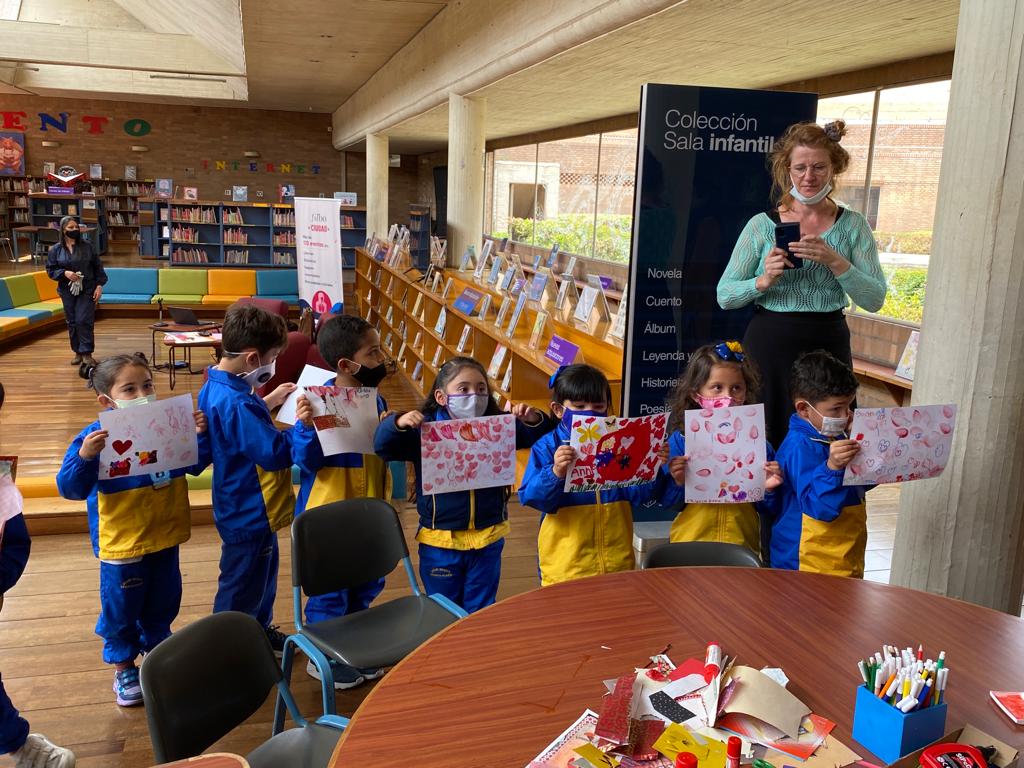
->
xmin=365 ymin=133 xmax=389 ymax=239
xmin=446 ymin=94 xmax=486 ymax=266
xmin=890 ymin=0 xmax=1024 ymax=613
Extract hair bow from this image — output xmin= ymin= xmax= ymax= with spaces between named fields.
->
xmin=548 ymin=365 xmax=569 ymax=389
xmin=714 ymin=341 xmax=745 ymax=362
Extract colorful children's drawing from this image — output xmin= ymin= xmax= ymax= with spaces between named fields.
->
xmin=564 ymin=413 xmax=667 ymax=493
xmin=684 ymin=405 xmax=767 ymax=503
xmin=894 ymin=330 xmax=920 ymax=381
xmin=98 ymin=394 xmax=198 ymax=479
xmin=275 ymin=364 xmax=334 ymax=425
xmin=304 ymin=386 xmax=379 ymax=456
xmin=420 ymin=414 xmax=516 ymax=494
xmin=843 ymin=404 xmax=957 ymax=486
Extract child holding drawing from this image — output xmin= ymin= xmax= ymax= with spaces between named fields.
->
xmin=374 ymin=356 xmax=552 ymax=613
xmin=55 ymin=354 xmax=208 ymax=707
xmin=772 ymin=350 xmax=868 ymax=576
xmin=291 ymin=315 xmax=392 ymax=690
xmin=659 ymin=342 xmax=783 ymax=560
xmin=518 ymin=364 xmax=681 ymax=586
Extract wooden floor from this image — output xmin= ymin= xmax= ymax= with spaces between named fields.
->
xmin=0 ymin=314 xmax=910 ymax=767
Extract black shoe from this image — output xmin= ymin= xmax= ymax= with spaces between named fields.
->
xmin=70 ymin=354 xmax=82 ymax=365
xmin=265 ymin=624 xmax=288 ymax=658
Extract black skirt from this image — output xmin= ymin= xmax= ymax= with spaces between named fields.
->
xmin=742 ymin=307 xmax=852 ymax=446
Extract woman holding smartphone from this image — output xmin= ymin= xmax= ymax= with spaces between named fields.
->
xmin=716 ymin=120 xmax=887 ymax=445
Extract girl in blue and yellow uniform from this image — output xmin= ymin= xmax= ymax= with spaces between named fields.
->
xmin=374 ymin=356 xmax=553 ymax=613
xmin=292 ymin=315 xmax=392 ymax=689
xmin=660 ymin=342 xmax=783 ymax=560
xmin=519 ymin=364 xmax=680 ymax=586
xmin=56 ymin=353 xmax=209 ymax=707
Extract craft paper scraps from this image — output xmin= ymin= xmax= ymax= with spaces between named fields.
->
xmin=304 ymin=386 xmax=379 ymax=456
xmin=684 ymin=405 xmax=767 ymax=503
xmin=420 ymin=414 xmax=516 ymax=494
xmin=718 ymin=666 xmax=810 ymax=739
xmin=766 ymin=732 xmax=859 ymax=768
xmin=565 ymin=413 xmax=667 ymax=492
xmin=596 ymin=674 xmax=638 ymax=744
xmin=98 ymin=394 xmax=198 ymax=479
xmin=719 ymin=713 xmax=835 ymax=761
xmin=844 ymin=404 xmax=957 ymax=486
xmin=526 ymin=709 xmax=599 ymax=767
xmin=275 ymin=364 xmax=334 ymax=425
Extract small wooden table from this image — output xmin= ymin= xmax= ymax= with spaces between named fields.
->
xmin=330 ymin=568 xmax=1024 ymax=767
xmin=160 ymin=329 xmax=222 ymax=389
xmin=149 ymin=321 xmax=220 ymax=369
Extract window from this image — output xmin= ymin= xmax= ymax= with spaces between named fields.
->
xmin=536 ymin=135 xmax=600 ymax=257
xmin=509 ymin=183 xmax=544 ymax=220
xmin=840 ymin=184 xmax=881 ymax=228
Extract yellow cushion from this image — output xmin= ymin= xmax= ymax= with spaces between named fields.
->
xmin=31 ymin=271 xmax=59 ymax=301
xmin=16 ymin=476 xmax=57 ymax=498
xmin=207 ymin=269 xmax=256 ymax=297
xmin=0 ymin=316 xmax=30 ymax=332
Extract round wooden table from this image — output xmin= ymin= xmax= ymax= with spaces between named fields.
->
xmin=330 ymin=568 xmax=1024 ymax=766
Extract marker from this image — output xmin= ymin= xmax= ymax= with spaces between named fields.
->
xmin=936 ymin=650 xmax=946 ymax=671
xmin=897 ymin=695 xmax=918 ymax=713
xmin=857 ymin=660 xmax=869 ymax=684
xmin=916 ymin=679 xmax=934 ymax=708
xmin=917 ymin=644 xmax=924 ymax=661
xmin=879 ymin=671 xmax=898 ymax=700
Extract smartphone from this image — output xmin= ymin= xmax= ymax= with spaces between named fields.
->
xmin=774 ymin=222 xmax=803 ymax=268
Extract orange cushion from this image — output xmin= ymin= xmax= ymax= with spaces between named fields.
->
xmin=207 ymin=269 xmax=256 ymax=297
xmin=201 ymin=294 xmax=247 ymax=306
xmin=31 ymin=271 xmax=59 ymax=301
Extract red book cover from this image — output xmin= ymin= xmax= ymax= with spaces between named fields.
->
xmin=990 ymin=691 xmax=1024 ymax=724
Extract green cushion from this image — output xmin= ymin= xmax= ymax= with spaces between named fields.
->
xmin=157 ymin=269 xmax=208 ymax=296
xmin=6 ymin=274 xmax=41 ymax=307
xmin=151 ymin=294 xmax=205 ymax=304
xmin=19 ymin=301 xmax=64 ymax=315
xmin=187 ymin=467 xmax=213 ymax=491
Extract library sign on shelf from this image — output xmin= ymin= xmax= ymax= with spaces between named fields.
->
xmin=622 ymin=84 xmax=817 ymax=417
xmin=295 ymin=197 xmax=343 ymax=314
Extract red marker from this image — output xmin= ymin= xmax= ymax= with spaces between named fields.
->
xmin=704 ymin=641 xmax=722 ymax=682
xmin=917 ymin=644 xmax=924 ymax=662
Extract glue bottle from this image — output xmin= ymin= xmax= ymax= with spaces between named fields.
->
xmin=704 ymin=641 xmax=722 ymax=682
xmin=676 ymin=752 xmax=699 ymax=768
xmin=727 ymin=736 xmax=742 ymax=768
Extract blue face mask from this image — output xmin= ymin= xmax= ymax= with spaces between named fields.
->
xmin=560 ymin=408 xmax=607 ymax=431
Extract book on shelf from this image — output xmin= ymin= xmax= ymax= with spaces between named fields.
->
xmin=574 ymin=285 xmax=601 ymax=325
xmin=500 ymin=360 xmax=513 ymax=394
xmin=546 ymin=243 xmax=560 ymax=268
xmin=384 ymin=306 xmax=394 ymax=325
xmin=487 ymin=345 xmax=508 ymax=380
xmin=273 ymin=251 xmax=296 ymax=265
xmin=486 ymin=256 xmax=504 ymax=286
xmin=397 ymin=320 xmax=407 ymax=338
xmin=411 ymin=293 xmax=424 ymax=317
xmin=431 ymin=345 xmax=443 ymax=368
xmin=529 ymin=312 xmax=548 ymax=349
xmin=385 ymin=275 xmax=395 ymax=294
xmin=477 ymin=294 xmax=492 ymax=320
xmin=459 ymin=244 xmax=476 ymax=271
xmin=494 ymin=296 xmax=513 ymax=329
xmin=341 ymin=214 xmax=355 ymax=228
xmin=171 ymin=247 xmax=209 ymax=264
xmin=555 ymin=275 xmax=579 ymax=310
xmin=273 ymin=209 xmax=296 ymax=226
xmin=456 ymin=325 xmax=472 ymax=354
xmin=399 ymin=287 xmax=409 ymax=305
xmin=434 ymin=308 xmax=447 ymax=337
xmin=365 ymin=306 xmax=373 ymax=322
xmin=606 ymin=282 xmax=628 ymax=341
xmin=441 ymin=278 xmax=454 ymax=299
xmin=412 ymin=331 xmax=423 ymax=349
xmin=373 ymin=270 xmax=383 ymax=287
xmin=474 ymin=240 xmax=493 ymax=280
xmin=506 ymin=292 xmax=529 ymax=336
xmin=383 ymin=332 xmax=393 ymax=351
xmin=431 ymin=272 xmax=442 ymax=292
xmin=497 ymin=268 xmax=515 ymax=293
xmin=225 ymin=250 xmax=250 ymax=265
xmin=412 ymin=361 xmax=423 ymax=382
xmin=397 ymin=341 xmax=408 ymax=363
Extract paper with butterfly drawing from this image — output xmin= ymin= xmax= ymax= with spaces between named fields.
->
xmin=684 ymin=405 xmax=767 ymax=503
xmin=420 ymin=414 xmax=516 ymax=494
xmin=98 ymin=394 xmax=198 ymax=479
xmin=304 ymin=385 xmax=379 ymax=456
xmin=843 ymin=404 xmax=956 ymax=486
xmin=564 ymin=413 xmax=667 ymax=492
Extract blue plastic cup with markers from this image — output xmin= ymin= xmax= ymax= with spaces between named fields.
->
xmin=852 ymin=683 xmax=947 ymax=764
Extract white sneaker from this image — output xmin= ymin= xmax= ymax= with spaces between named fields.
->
xmin=13 ymin=733 xmax=76 ymax=768
xmin=305 ymin=658 xmax=365 ymax=690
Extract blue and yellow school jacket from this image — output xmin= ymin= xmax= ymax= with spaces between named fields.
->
xmin=771 ymin=413 xmax=871 ymax=576
xmin=374 ymin=409 xmax=553 ymax=551
xmin=518 ymin=422 xmax=668 ymax=586
xmin=198 ymin=366 xmax=296 ymax=543
xmin=292 ymin=380 xmax=390 ymax=513
xmin=57 ymin=419 xmax=210 ymax=560
xmin=659 ymin=430 xmax=779 ymax=553
xmin=0 ymin=512 xmax=30 ymax=595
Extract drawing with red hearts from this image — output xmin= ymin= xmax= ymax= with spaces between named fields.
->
xmin=564 ymin=412 xmax=668 ymax=492
xmin=843 ymin=404 xmax=957 ymax=486
xmin=98 ymin=393 xmax=200 ymax=479
xmin=420 ymin=414 xmax=516 ymax=494
xmin=683 ymin=404 xmax=767 ymax=503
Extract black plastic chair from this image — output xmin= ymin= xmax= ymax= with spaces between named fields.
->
xmin=140 ymin=611 xmax=345 ymax=767
xmin=275 ymin=498 xmax=467 ymax=732
xmin=34 ymin=227 xmax=59 ymax=263
xmin=642 ymin=541 xmax=763 ymax=569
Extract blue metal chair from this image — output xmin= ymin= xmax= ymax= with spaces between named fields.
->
xmin=274 ymin=498 xmax=467 ymax=733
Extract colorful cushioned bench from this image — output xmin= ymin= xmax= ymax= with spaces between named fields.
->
xmin=255 ymin=269 xmax=300 ymax=305
xmin=151 ymin=268 xmax=208 ymax=304
xmin=101 ymin=267 xmax=159 ymax=304
xmin=203 ymin=269 xmax=257 ymax=306
xmin=0 ymin=272 xmax=66 ymax=339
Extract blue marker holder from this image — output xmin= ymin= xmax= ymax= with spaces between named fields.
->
xmin=852 ymin=684 xmax=947 ymax=764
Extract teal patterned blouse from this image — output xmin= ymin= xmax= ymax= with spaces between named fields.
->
xmin=717 ymin=207 xmax=887 ymax=313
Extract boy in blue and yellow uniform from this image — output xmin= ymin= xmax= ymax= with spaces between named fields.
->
xmin=198 ymin=304 xmax=297 ymax=652
xmin=57 ymin=354 xmax=208 ymax=707
xmin=772 ymin=350 xmax=870 ymax=576
xmin=292 ymin=315 xmax=391 ymax=689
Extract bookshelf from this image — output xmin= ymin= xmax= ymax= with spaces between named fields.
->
xmin=28 ymin=192 xmax=108 ymax=255
xmin=408 ymin=205 xmax=431 ymax=270
xmin=90 ymin=180 xmax=156 ymax=254
xmin=339 ymin=205 xmax=367 ymax=270
xmin=355 ymin=248 xmax=624 ymax=416
xmin=1 ymin=176 xmax=44 ymax=243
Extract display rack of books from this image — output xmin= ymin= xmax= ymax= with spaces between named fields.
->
xmin=271 ymin=203 xmax=297 ymax=266
xmin=338 ymin=205 xmax=367 ymax=270
xmin=89 ymin=180 xmax=155 ymax=254
xmin=1 ymin=176 xmax=44 ymax=242
xmin=355 ymin=248 xmax=625 ymax=418
xmin=28 ymin=192 xmax=108 ymax=255
xmin=408 ymin=205 xmax=431 ymax=270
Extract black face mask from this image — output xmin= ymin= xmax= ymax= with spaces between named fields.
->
xmin=349 ymin=360 xmax=388 ymax=388
xmin=65 ymin=229 xmax=81 ymax=241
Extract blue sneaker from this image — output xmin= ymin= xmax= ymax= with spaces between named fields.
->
xmin=113 ymin=666 xmax=144 ymax=707
xmin=360 ymin=667 xmax=386 ymax=680
xmin=306 ymin=658 xmax=364 ymax=690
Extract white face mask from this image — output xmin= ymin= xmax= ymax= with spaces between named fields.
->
xmin=242 ymin=357 xmax=276 ymax=389
xmin=803 ymin=402 xmax=848 ymax=437
xmin=445 ymin=393 xmax=488 ymax=419
xmin=790 ymin=181 xmax=832 ymax=206
xmin=114 ymin=394 xmax=156 ymax=409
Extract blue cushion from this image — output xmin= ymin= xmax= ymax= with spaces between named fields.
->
xmin=104 ymin=268 xmax=158 ymax=297
xmin=263 ymin=294 xmax=300 ymax=305
xmin=256 ymin=270 xmax=298 ymax=297
xmin=0 ymin=281 xmax=12 ymax=312
xmin=0 ymin=308 xmax=53 ymax=323
xmin=100 ymin=294 xmax=156 ymax=304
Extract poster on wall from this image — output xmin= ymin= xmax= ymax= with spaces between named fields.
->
xmin=621 ymin=85 xmax=817 ymax=416
xmin=0 ymin=132 xmax=26 ymax=176
xmin=295 ymin=196 xmax=343 ymax=315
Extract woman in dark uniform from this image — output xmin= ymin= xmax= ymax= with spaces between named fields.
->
xmin=45 ymin=215 xmax=107 ymax=366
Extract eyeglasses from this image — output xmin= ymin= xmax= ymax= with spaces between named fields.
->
xmin=790 ymin=163 xmax=830 ymax=177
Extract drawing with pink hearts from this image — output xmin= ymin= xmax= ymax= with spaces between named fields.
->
xmin=98 ymin=393 xmax=199 ymax=479
xmin=843 ymin=404 xmax=957 ymax=486
xmin=304 ymin=385 xmax=378 ymax=456
xmin=564 ymin=413 xmax=667 ymax=492
xmin=683 ymin=404 xmax=767 ymax=503
xmin=420 ymin=414 xmax=516 ymax=494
